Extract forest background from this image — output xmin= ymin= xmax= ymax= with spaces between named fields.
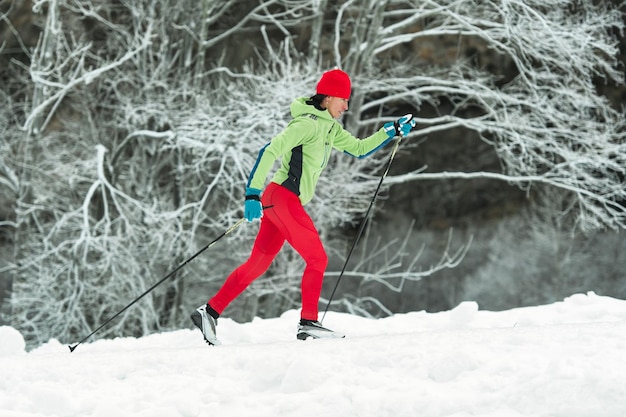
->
xmin=1 ymin=0 xmax=625 ymax=349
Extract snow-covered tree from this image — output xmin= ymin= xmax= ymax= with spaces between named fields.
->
xmin=0 ymin=0 xmax=623 ymax=347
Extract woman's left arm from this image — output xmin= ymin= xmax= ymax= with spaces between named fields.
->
xmin=333 ymin=127 xmax=392 ymax=159
xmin=334 ymin=115 xmax=415 ymax=159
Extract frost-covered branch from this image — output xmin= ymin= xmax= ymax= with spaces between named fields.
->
xmin=334 ymin=0 xmax=625 ymax=230
xmin=322 ymin=225 xmax=473 ymax=317
xmin=3 ymin=0 xmax=624 ymax=348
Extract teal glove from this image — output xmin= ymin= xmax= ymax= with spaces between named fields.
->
xmin=244 ymin=187 xmax=262 ymax=222
xmin=383 ymin=114 xmax=416 ymax=138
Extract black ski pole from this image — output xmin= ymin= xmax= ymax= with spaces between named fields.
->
xmin=321 ymin=116 xmax=412 ymax=323
xmin=68 ymin=217 xmax=246 ymax=352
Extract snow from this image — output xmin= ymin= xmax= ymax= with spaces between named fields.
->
xmin=1 ymin=291 xmax=625 ymax=417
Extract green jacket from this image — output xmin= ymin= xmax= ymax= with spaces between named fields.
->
xmin=246 ymin=97 xmax=392 ymax=205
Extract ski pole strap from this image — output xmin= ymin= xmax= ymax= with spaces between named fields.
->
xmin=393 ymin=121 xmax=401 ymax=136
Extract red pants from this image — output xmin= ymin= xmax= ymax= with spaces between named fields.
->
xmin=209 ymin=182 xmax=328 ymax=321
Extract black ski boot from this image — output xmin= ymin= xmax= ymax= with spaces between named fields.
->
xmin=297 ymin=319 xmax=345 ymax=340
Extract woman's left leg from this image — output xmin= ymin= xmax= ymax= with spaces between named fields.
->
xmin=208 ymin=217 xmax=285 ymax=314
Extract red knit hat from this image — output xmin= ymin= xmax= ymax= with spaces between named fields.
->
xmin=316 ymin=69 xmax=351 ymax=99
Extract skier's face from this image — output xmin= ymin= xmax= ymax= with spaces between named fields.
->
xmin=325 ymin=96 xmax=349 ymax=119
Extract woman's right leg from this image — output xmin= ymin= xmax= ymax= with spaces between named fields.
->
xmin=261 ymin=184 xmax=328 ymax=321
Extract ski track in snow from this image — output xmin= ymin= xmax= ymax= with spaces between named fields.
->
xmin=1 ymin=292 xmax=625 ymax=417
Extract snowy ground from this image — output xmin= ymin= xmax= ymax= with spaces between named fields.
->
xmin=1 ymin=291 xmax=625 ymax=417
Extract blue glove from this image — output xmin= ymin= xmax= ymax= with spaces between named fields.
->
xmin=244 ymin=187 xmax=262 ymax=222
xmin=383 ymin=114 xmax=416 ymax=138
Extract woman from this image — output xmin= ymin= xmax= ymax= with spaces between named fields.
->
xmin=191 ymin=69 xmax=415 ymax=345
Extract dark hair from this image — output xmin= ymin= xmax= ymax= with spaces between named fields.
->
xmin=306 ymin=94 xmax=327 ymax=110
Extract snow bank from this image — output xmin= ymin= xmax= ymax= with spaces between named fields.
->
xmin=0 ymin=325 xmax=25 ymax=356
xmin=1 ymin=292 xmax=625 ymax=417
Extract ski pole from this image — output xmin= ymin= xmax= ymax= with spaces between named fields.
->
xmin=68 ymin=217 xmax=246 ymax=352
xmin=321 ymin=115 xmax=412 ymax=323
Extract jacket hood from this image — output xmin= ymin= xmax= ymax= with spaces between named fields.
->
xmin=290 ymin=97 xmax=333 ymax=120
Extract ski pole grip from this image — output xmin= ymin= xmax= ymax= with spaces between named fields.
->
xmin=398 ymin=114 xmax=414 ymax=138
